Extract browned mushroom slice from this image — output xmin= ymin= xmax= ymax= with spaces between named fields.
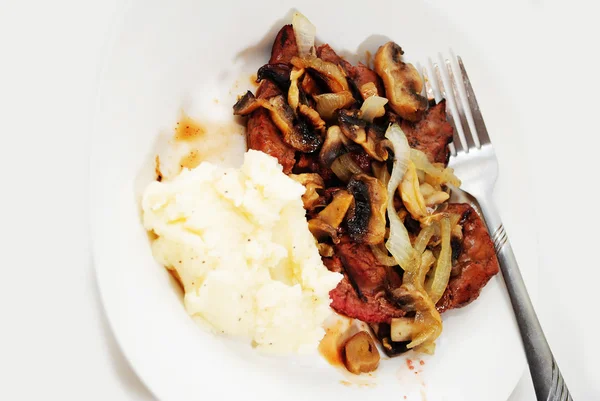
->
xmin=232 ymin=91 xmax=263 ymax=115
xmin=386 ymin=282 xmax=433 ymax=313
xmin=370 ymin=323 xmax=410 ymax=357
xmin=290 ymin=173 xmax=326 ymax=211
xmin=290 ymin=56 xmax=350 ymax=93
xmin=319 ymin=125 xmax=348 ymax=167
xmin=235 ymin=93 xmax=322 ymax=153
xmin=313 ymin=91 xmax=356 ymax=120
xmin=346 ymin=174 xmax=388 ymax=245
xmin=267 ymin=96 xmax=322 ymax=153
xmin=342 ymin=331 xmax=380 ymax=374
xmin=337 ymin=109 xmax=390 ymax=162
xmin=257 ymin=63 xmax=292 ymax=92
xmin=374 ymin=42 xmax=427 ymax=122
xmin=337 ymin=109 xmax=367 ymax=143
xmin=308 ymin=189 xmax=354 ymax=243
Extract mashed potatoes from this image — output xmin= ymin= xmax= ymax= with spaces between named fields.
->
xmin=142 ymin=150 xmax=342 ymax=354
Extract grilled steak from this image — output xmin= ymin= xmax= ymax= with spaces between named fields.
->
xmin=317 ymin=44 xmax=384 ymax=100
xmin=246 ymin=108 xmax=296 ymax=173
xmin=329 ymin=236 xmax=405 ymax=323
xmin=401 ymin=100 xmax=454 ymax=165
xmin=269 ymin=25 xmax=298 ymax=64
xmin=436 ymin=203 xmax=500 ymax=312
xmin=245 ymin=25 xmax=301 ymax=173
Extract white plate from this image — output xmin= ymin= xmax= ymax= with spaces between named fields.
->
xmin=90 ymin=1 xmax=538 ymax=400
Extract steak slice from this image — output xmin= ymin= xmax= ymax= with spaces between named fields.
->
xmin=330 ymin=277 xmax=405 ymax=324
xmin=255 ymin=79 xmax=281 ymax=99
xmin=317 ymin=44 xmax=384 ymax=99
xmin=246 ymin=108 xmax=296 ymax=174
xmin=436 ymin=203 xmax=500 ymax=312
xmin=329 ymin=236 xmax=405 ymax=323
xmin=293 ymin=152 xmax=336 ymax=183
xmin=269 ymin=25 xmax=298 ymax=65
xmin=401 ymin=100 xmax=454 ymax=165
xmin=245 ymin=27 xmax=299 ymax=173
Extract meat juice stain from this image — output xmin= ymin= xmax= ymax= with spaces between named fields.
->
xmin=318 ymin=320 xmax=345 ymax=367
xmin=175 ymin=114 xmax=206 ymax=142
xmin=155 ymin=155 xmax=163 ymax=182
xmin=250 ymin=73 xmax=259 ymax=87
xmin=170 ymin=113 xmax=245 ymax=173
xmin=180 ymin=150 xmax=201 ymax=170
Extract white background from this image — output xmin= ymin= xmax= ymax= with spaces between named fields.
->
xmin=0 ymin=0 xmax=598 ymax=400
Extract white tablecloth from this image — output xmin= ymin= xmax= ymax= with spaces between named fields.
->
xmin=1 ymin=0 xmax=597 ymax=399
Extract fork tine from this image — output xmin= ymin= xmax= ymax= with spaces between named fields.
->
xmin=445 ymin=58 xmax=479 ymax=149
xmin=433 ymin=61 xmax=468 ymax=153
xmin=421 ymin=66 xmax=436 ymax=102
xmin=457 ymin=56 xmax=491 ymax=146
xmin=415 ymin=62 xmax=427 ymax=99
xmin=422 ymin=66 xmax=456 ymax=156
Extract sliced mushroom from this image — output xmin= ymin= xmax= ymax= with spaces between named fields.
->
xmin=374 ymin=42 xmax=427 ymax=122
xmin=319 ymin=125 xmax=347 ymax=167
xmin=287 ymin=67 xmax=305 ymax=111
xmin=387 ymin=282 xmax=432 ymax=313
xmin=337 ymin=108 xmax=367 ymax=143
xmin=267 ymin=96 xmax=322 ymax=153
xmin=337 ymin=109 xmax=391 ymax=161
xmin=343 ymin=331 xmax=380 ymax=374
xmin=370 ymin=322 xmax=410 ymax=357
xmin=291 ymin=56 xmax=350 ymax=93
xmin=308 ymin=219 xmax=339 ymax=243
xmin=347 ymin=174 xmax=388 ymax=245
xmin=390 ymin=317 xmax=418 ymax=342
xmin=234 ymin=93 xmax=322 ymax=153
xmin=289 ymin=173 xmax=325 ymax=211
xmin=263 ymin=95 xmax=296 ymax=134
xmin=257 ymin=63 xmax=292 ymax=92
xmin=232 ymin=91 xmax=263 ymax=115
xmin=298 ymin=104 xmax=326 ymax=134
xmin=313 ymin=91 xmax=356 ymax=120
xmin=366 ymin=127 xmax=393 ymax=161
xmin=307 ymin=189 xmax=354 ymax=243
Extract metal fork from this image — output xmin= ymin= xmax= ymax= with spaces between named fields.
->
xmin=421 ymin=56 xmax=573 ymax=401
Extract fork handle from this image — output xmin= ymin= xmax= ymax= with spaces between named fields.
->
xmin=479 ymin=198 xmax=573 ymax=401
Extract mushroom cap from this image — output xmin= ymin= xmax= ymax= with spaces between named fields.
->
xmin=374 ymin=42 xmax=427 ymax=122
